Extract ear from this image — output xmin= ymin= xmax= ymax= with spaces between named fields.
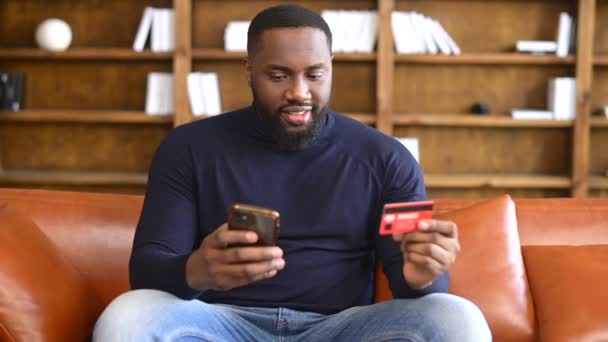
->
xmin=243 ymin=57 xmax=252 ymax=88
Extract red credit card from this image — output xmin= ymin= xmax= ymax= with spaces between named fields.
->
xmin=378 ymin=200 xmax=434 ymax=236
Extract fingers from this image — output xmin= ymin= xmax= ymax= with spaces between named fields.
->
xmin=220 ymin=246 xmax=283 ymax=263
xmin=212 ymin=258 xmax=286 ymax=290
xmin=417 ymin=219 xmax=458 ymax=239
xmin=403 ymin=241 xmax=455 ymax=269
xmin=210 ymin=224 xmax=259 ymax=248
xmin=406 ymin=251 xmax=445 ymax=276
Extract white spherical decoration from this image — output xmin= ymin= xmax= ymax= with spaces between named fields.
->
xmin=35 ymin=18 xmax=73 ymax=52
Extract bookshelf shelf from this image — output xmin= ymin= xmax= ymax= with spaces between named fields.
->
xmin=0 ymin=48 xmax=173 ymax=60
xmin=345 ymin=113 xmax=376 ymax=124
xmin=192 ymin=48 xmax=376 ymax=62
xmin=0 ymin=170 xmax=148 ymax=186
xmin=425 ymin=174 xmax=572 ymax=189
xmin=593 ymin=56 xmax=608 ymax=66
xmin=591 ymin=117 xmax=608 ymax=127
xmin=589 ymin=176 xmax=608 ymax=189
xmin=395 ymin=53 xmax=575 ymax=65
xmin=0 ymin=110 xmax=174 ymax=124
xmin=392 ymin=114 xmax=574 ymax=128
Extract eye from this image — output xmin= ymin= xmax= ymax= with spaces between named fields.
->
xmin=308 ymin=73 xmax=324 ymax=81
xmin=269 ymin=74 xmax=287 ymax=81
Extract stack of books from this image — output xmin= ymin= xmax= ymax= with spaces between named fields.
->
xmin=511 ymin=77 xmax=576 ymax=120
xmin=187 ymin=72 xmax=222 ymax=116
xmin=321 ymin=10 xmax=378 ymax=53
xmin=391 ymin=11 xmax=460 ymax=55
xmin=0 ymin=72 xmax=25 ymax=111
xmin=515 ymin=12 xmax=575 ymax=56
xmin=132 ymin=7 xmax=175 ymax=52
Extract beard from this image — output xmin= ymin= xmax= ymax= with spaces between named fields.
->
xmin=251 ymin=85 xmax=329 ymax=151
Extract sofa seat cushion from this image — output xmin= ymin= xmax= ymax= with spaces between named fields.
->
xmin=0 ymin=203 xmax=99 ymax=342
xmin=523 ymin=245 xmax=608 ymax=342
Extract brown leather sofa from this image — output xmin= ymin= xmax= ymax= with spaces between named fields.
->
xmin=0 ymin=188 xmax=607 ymax=342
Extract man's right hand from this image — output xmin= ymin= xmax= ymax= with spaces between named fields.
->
xmin=185 ymin=223 xmax=285 ymax=291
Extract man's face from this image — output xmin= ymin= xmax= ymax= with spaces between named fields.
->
xmin=245 ymin=27 xmax=332 ymax=150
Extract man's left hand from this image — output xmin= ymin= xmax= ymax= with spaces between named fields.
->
xmin=392 ymin=219 xmax=461 ymax=289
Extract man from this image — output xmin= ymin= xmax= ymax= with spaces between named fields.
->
xmin=94 ymin=4 xmax=491 ymax=341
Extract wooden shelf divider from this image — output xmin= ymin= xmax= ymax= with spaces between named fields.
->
xmin=0 ymin=48 xmax=172 ymax=60
xmin=0 ymin=110 xmax=174 ymax=124
xmin=425 ymin=174 xmax=572 ymax=189
xmin=589 ymin=176 xmax=608 ymax=189
xmin=192 ymin=48 xmax=375 ymax=62
xmin=0 ymin=170 xmax=148 ymax=186
xmin=591 ymin=117 xmax=608 ymax=127
xmin=395 ymin=53 xmax=575 ymax=65
xmin=392 ymin=114 xmax=574 ymax=128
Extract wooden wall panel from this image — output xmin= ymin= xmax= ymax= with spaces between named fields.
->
xmin=427 ymin=188 xmax=569 ymax=200
xmin=193 ymin=61 xmax=376 ymax=114
xmin=396 ymin=0 xmax=575 ymax=53
xmin=0 ymin=123 xmax=170 ymax=172
xmin=2 ymin=61 xmax=172 ymax=110
xmin=589 ymin=190 xmax=608 ymax=198
xmin=394 ymin=126 xmax=571 ymax=174
xmin=591 ymin=68 xmax=608 ymax=111
xmin=394 ymin=65 xmax=574 ymax=114
xmin=594 ymin=0 xmax=608 ymax=54
xmin=192 ymin=0 xmax=375 ymax=49
xmin=590 ymin=127 xmax=608 ymax=174
xmin=0 ymin=0 xmax=172 ymax=48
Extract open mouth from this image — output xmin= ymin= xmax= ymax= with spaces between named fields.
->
xmin=280 ymin=107 xmax=312 ymax=127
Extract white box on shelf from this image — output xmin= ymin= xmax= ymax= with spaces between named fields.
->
xmin=395 ymin=137 xmax=419 ymax=163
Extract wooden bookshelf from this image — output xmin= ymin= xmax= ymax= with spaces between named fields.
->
xmin=0 ymin=0 xmax=605 ymax=199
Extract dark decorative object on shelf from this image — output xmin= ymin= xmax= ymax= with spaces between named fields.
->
xmin=471 ymin=102 xmax=491 ymax=115
xmin=0 ymin=72 xmax=25 ymax=111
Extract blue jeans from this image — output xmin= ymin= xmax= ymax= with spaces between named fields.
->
xmin=93 ymin=290 xmax=491 ymax=342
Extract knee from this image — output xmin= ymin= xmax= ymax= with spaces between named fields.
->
xmin=422 ymin=293 xmax=491 ymax=341
xmin=93 ymin=289 xmax=179 ymax=342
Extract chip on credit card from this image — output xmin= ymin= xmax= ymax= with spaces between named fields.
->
xmin=378 ymin=200 xmax=434 ymax=236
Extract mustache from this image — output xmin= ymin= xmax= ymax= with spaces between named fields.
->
xmin=279 ymin=102 xmax=315 ymax=111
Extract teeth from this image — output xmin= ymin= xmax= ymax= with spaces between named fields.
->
xmin=285 ymin=110 xmax=307 ymax=115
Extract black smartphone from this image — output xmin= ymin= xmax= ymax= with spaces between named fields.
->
xmin=228 ymin=203 xmax=280 ymax=246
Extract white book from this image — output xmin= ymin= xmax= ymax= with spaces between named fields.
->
xmin=405 ymin=12 xmax=425 ymax=53
xmin=548 ymin=77 xmax=576 ymax=120
xmin=342 ymin=11 xmax=357 ymax=53
xmin=556 ymin=12 xmax=572 ymax=57
xmin=133 ymin=7 xmax=155 ymax=51
xmin=435 ymin=20 xmax=460 ymax=55
xmin=187 ymin=73 xmax=205 ymax=116
xmin=145 ymin=72 xmax=173 ymax=115
xmin=165 ymin=9 xmax=175 ymax=52
xmin=429 ymin=19 xmax=451 ymax=55
xmin=391 ymin=12 xmax=406 ymax=54
xmin=511 ymin=109 xmax=554 ymax=120
xmin=414 ymin=13 xmax=438 ymax=54
xmin=224 ymin=21 xmax=250 ymax=51
xmin=516 ymin=40 xmax=557 ymax=53
xmin=151 ymin=9 xmax=163 ymax=52
xmin=321 ymin=10 xmax=339 ymax=53
xmin=365 ymin=11 xmax=378 ymax=53
xmin=396 ymin=137 xmax=420 ymax=163
xmin=201 ymin=73 xmax=222 ymax=115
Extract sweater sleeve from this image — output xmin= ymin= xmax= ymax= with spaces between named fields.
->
xmin=129 ymin=131 xmax=203 ymax=299
xmin=374 ymin=145 xmax=449 ymax=298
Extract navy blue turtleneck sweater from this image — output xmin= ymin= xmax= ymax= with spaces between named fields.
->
xmin=130 ymin=106 xmax=449 ymax=314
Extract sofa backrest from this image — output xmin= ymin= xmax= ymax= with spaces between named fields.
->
xmin=0 ymin=188 xmax=142 ymax=308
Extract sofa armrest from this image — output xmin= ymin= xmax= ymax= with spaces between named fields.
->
xmin=0 ymin=203 xmax=100 ymax=342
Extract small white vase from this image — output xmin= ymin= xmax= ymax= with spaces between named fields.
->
xmin=35 ymin=18 xmax=73 ymax=52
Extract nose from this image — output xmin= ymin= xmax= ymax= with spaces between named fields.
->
xmin=285 ymin=77 xmax=311 ymax=102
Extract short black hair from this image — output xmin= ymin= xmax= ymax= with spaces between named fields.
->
xmin=247 ymin=4 xmax=332 ymax=56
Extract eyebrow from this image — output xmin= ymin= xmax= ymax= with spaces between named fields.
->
xmin=266 ymin=63 xmax=327 ymax=72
